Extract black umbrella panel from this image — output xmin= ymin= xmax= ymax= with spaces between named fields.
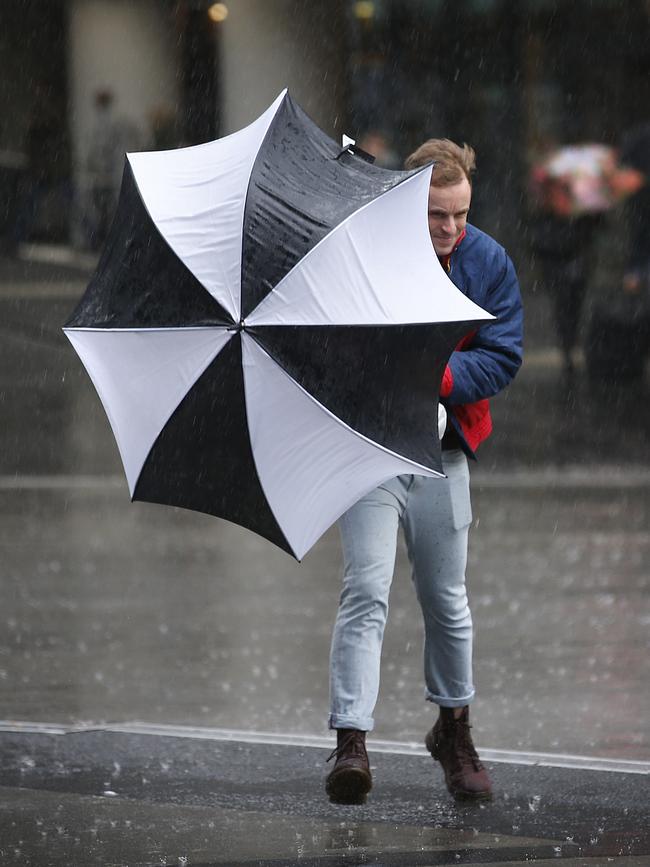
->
xmin=64 ymin=91 xmax=491 ymax=559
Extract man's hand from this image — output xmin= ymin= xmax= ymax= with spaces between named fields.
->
xmin=440 ymin=365 xmax=453 ymax=398
xmin=438 ymin=403 xmax=447 ymax=440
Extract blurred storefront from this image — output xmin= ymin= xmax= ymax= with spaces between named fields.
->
xmin=0 ymin=0 xmax=648 ymax=254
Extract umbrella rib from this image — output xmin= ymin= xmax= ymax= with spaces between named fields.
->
xmin=236 ymin=92 xmax=290 ymax=322
xmin=63 ymin=326 xmax=229 ymax=333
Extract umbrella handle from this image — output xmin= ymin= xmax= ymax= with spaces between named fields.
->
xmin=335 ymin=143 xmax=375 ymax=164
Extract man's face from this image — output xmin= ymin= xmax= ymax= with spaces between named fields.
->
xmin=427 ymin=178 xmax=472 ymax=256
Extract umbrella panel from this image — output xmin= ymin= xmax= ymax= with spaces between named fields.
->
xmin=241 ymin=334 xmax=443 ymax=560
xmin=249 ymin=322 xmax=474 ymax=474
xmin=133 ymin=333 xmax=292 ymax=556
xmin=63 ymin=327 xmax=233 ymax=496
xmin=65 ymin=161 xmax=233 ymax=330
xmin=241 ymin=95 xmax=419 ymax=319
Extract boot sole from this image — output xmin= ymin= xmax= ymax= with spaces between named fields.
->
xmin=452 ymin=788 xmax=493 ymax=802
xmin=326 ymin=768 xmax=372 ymax=805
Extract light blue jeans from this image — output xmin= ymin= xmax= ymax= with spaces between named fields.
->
xmin=329 ymin=449 xmax=474 ymax=732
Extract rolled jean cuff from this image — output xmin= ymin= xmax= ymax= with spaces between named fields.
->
xmin=425 ymin=688 xmax=475 ymax=707
xmin=328 ymin=713 xmax=374 ymax=732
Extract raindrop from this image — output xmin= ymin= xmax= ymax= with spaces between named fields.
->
xmin=528 ymin=794 xmax=541 ymax=812
xmin=19 ymin=756 xmax=36 ymax=772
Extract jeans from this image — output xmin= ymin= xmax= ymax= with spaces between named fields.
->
xmin=329 ymin=449 xmax=474 ymax=731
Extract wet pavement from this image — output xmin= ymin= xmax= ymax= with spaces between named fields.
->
xmin=1 ymin=252 xmax=649 ymax=864
xmin=0 ymin=728 xmax=648 ymax=866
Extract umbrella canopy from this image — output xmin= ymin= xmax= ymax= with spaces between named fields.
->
xmin=64 ymin=91 xmax=490 ymax=559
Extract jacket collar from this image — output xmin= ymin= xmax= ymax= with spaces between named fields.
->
xmin=438 ymin=228 xmax=466 ymax=272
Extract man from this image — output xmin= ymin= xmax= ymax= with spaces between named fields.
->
xmin=325 ymin=139 xmax=523 ymax=805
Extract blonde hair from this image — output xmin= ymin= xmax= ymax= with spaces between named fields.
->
xmin=404 ymin=138 xmax=476 ymax=187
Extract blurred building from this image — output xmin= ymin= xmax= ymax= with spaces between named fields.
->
xmin=1 ymin=0 xmax=649 ymax=254
xmin=0 ymin=0 xmax=346 ymax=248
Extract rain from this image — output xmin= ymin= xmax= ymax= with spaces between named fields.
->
xmin=0 ymin=0 xmax=649 ymax=864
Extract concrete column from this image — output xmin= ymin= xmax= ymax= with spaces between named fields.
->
xmin=67 ymin=0 xmax=181 ymax=244
xmin=219 ymin=0 xmax=347 ymax=137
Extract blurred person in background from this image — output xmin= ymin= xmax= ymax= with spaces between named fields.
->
xmin=86 ymin=89 xmax=141 ymax=250
xmin=528 ymin=141 xmax=616 ymax=380
xmin=618 ymin=123 xmax=650 ymax=285
xmin=325 ymin=139 xmax=523 ymax=806
xmin=584 ymin=127 xmax=649 ymax=381
xmin=357 ymin=130 xmax=400 ymax=169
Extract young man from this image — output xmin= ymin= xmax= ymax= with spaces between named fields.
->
xmin=325 ymin=139 xmax=524 ymax=804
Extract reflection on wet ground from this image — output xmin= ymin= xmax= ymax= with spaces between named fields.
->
xmin=0 ymin=786 xmax=560 ymax=865
xmin=0 ymin=271 xmax=649 ymax=863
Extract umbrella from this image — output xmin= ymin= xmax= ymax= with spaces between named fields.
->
xmin=64 ymin=91 xmax=490 ymax=560
xmin=532 ymin=144 xmax=624 ymax=217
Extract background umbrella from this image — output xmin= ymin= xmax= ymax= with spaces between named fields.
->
xmin=530 ymin=143 xmax=644 ymax=218
xmin=64 ymin=91 xmax=490 ymax=560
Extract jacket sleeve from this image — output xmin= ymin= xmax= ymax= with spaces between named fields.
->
xmin=446 ymin=248 xmax=524 ymax=406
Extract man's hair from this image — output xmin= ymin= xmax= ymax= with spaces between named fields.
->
xmin=404 ymin=139 xmax=476 ymax=187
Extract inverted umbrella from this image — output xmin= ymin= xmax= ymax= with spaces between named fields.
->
xmin=64 ymin=91 xmax=490 ymax=559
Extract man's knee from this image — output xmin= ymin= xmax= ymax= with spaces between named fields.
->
xmin=339 ymin=566 xmax=392 ymax=624
xmin=417 ymin=581 xmax=471 ymax=625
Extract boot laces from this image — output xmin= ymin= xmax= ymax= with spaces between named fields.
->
xmin=326 ymin=730 xmax=367 ymax=763
xmin=454 ymin=721 xmax=483 ymax=771
xmin=439 ymin=719 xmax=483 ymax=772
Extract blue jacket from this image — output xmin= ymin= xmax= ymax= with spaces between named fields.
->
xmin=441 ymin=223 xmax=524 ymax=454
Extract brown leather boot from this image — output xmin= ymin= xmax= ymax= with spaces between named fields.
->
xmin=425 ymin=706 xmax=492 ymax=801
xmin=325 ymin=728 xmax=372 ymax=804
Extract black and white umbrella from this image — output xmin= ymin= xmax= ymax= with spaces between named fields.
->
xmin=64 ymin=91 xmax=490 ymax=559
